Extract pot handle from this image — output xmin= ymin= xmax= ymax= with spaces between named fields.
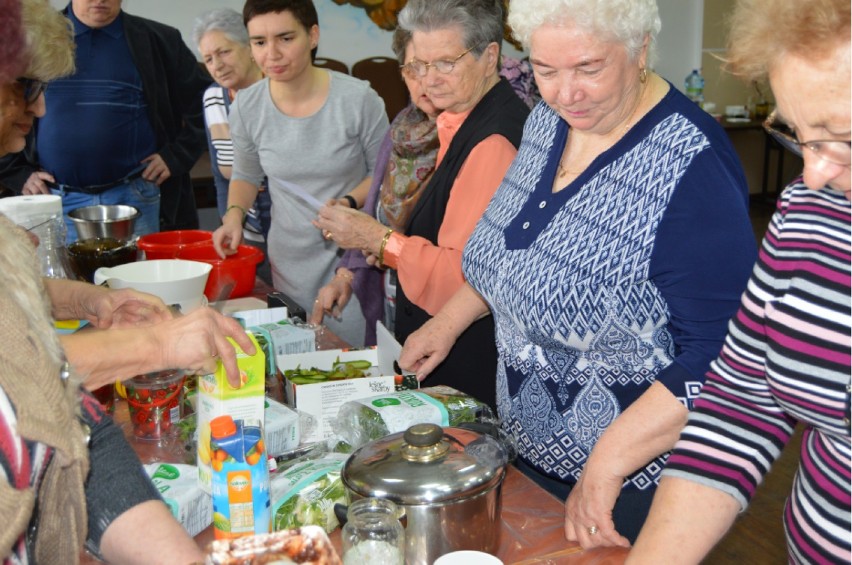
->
xmin=334 ymin=503 xmax=349 ymax=528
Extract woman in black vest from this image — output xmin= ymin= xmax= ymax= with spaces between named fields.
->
xmin=313 ymin=0 xmax=529 ymax=409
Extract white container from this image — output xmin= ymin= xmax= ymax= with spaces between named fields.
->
xmin=94 ymin=259 xmax=211 ymax=313
xmin=433 ymin=551 xmax=504 ymax=565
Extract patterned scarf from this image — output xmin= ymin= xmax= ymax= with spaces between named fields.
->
xmin=379 ymin=104 xmax=439 ymax=231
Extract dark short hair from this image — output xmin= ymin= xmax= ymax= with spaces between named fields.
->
xmin=242 ymin=0 xmax=319 ymax=60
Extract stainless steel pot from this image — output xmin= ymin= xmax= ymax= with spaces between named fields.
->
xmin=342 ymin=423 xmax=509 ymax=565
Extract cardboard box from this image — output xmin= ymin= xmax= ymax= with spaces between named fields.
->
xmin=277 ymin=323 xmax=413 ymax=443
xmin=197 ymin=332 xmax=265 ymax=493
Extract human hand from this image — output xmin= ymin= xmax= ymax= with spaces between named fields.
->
xmin=141 ymin=153 xmax=171 ymax=186
xmin=157 ymin=307 xmax=256 ymax=387
xmin=310 ymin=269 xmax=354 ymax=325
xmin=564 ymin=463 xmax=631 ymax=550
xmin=78 ymin=285 xmax=173 ymax=329
xmin=313 ymin=202 xmax=386 ymax=252
xmin=22 ymin=171 xmax=55 ymax=195
xmin=212 ymin=219 xmax=243 ymax=258
xmin=398 ymin=315 xmax=457 ymax=381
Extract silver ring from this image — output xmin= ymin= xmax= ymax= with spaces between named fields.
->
xmin=588 ymin=525 xmax=598 ymax=535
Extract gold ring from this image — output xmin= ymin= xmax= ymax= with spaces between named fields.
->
xmin=588 ymin=525 xmax=599 ymax=535
xmin=324 ymin=231 xmax=333 ymax=240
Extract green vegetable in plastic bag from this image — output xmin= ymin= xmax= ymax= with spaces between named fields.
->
xmin=334 ymin=385 xmax=494 ymax=450
xmin=270 ymin=454 xmax=349 ymax=533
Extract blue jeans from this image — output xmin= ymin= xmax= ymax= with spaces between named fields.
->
xmin=53 ymin=177 xmax=160 ymax=243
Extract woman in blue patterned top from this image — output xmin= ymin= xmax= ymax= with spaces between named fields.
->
xmin=399 ymin=0 xmax=757 ymax=549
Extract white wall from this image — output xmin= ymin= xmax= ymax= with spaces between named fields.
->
xmin=655 ymin=0 xmax=704 ymax=90
xmin=51 ymin=0 xmax=695 ymax=73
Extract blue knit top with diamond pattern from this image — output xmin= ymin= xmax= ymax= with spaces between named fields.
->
xmin=463 ymin=86 xmax=757 ymax=488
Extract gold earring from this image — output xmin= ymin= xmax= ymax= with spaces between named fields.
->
xmin=639 ymin=67 xmax=648 ymax=83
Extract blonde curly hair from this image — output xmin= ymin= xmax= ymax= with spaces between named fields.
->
xmin=21 ymin=0 xmax=75 ymax=81
xmin=725 ymin=0 xmax=850 ymax=82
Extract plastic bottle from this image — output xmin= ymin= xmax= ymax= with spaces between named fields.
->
xmin=209 ymin=415 xmax=271 ymax=539
xmin=684 ymin=69 xmax=705 ymax=105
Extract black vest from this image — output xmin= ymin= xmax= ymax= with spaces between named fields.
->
xmin=395 ymin=78 xmax=530 ymax=409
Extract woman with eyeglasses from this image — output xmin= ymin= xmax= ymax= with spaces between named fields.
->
xmin=313 ymin=0 xmax=529 ymax=409
xmin=0 ymin=2 xmax=227 ymax=563
xmin=400 ymin=0 xmax=757 ymax=547
xmin=628 ymin=0 xmax=851 ymax=562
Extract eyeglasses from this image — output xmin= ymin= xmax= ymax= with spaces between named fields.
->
xmin=763 ymin=110 xmax=851 ymax=166
xmin=16 ymin=77 xmax=48 ymax=105
xmin=401 ymin=46 xmax=474 ymax=78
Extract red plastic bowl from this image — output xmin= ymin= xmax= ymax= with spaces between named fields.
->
xmin=177 ymin=244 xmax=264 ymax=301
xmin=137 ymin=230 xmax=212 ymax=260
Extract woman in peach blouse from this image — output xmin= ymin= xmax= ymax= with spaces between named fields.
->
xmin=313 ymin=0 xmax=529 ymax=408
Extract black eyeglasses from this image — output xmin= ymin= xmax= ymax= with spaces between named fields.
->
xmin=763 ymin=110 xmax=851 ymax=166
xmin=16 ymin=77 xmax=48 ymax=105
xmin=401 ymin=46 xmax=475 ymax=78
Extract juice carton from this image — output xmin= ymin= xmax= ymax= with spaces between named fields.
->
xmin=198 ymin=332 xmax=265 ymax=493
xmin=209 ymin=416 xmax=271 ymax=539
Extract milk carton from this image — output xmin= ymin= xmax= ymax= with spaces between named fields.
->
xmin=198 ymin=332 xmax=265 ymax=493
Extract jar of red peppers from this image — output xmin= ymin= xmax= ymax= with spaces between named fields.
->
xmin=125 ymin=370 xmax=186 ymax=441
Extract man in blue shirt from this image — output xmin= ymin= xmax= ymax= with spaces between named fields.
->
xmin=1 ymin=0 xmax=211 ymax=240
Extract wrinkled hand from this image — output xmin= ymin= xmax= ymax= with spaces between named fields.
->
xmin=212 ymin=219 xmax=243 ymax=258
xmin=398 ymin=316 xmax=456 ymax=381
xmin=310 ymin=272 xmax=353 ymax=325
xmin=80 ymin=286 xmax=173 ymax=329
xmin=312 ymin=201 xmax=386 ymax=252
xmin=22 ymin=171 xmax=55 ymax=195
xmin=158 ymin=307 xmax=256 ymax=387
xmin=564 ymin=463 xmax=631 ymax=550
xmin=141 ymin=153 xmax=171 ymax=186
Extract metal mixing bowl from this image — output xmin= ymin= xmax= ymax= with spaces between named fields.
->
xmin=68 ymin=204 xmax=139 ymax=241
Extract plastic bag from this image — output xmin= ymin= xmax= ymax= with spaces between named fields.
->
xmin=333 ymin=385 xmax=495 ymax=450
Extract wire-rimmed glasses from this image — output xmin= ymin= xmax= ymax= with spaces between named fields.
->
xmin=401 ymin=46 xmax=475 ymax=78
xmin=763 ymin=110 xmax=851 ymax=166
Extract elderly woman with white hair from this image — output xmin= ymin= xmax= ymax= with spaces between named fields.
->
xmin=193 ymin=8 xmax=270 ymax=251
xmin=400 ymin=0 xmax=757 ymax=547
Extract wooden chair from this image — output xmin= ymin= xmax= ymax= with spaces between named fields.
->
xmin=352 ymin=56 xmax=409 ymax=122
xmin=313 ymin=57 xmax=349 ymax=74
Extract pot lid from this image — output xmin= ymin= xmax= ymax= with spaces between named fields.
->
xmin=342 ymin=423 xmax=509 ymax=505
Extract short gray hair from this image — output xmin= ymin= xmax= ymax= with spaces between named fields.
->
xmin=398 ymin=0 xmax=504 ymax=63
xmin=391 ymin=27 xmax=413 ymax=65
xmin=508 ymin=0 xmax=661 ymax=66
xmin=192 ymin=8 xmax=249 ymax=51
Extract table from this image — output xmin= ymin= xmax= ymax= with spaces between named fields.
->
xmin=80 ymin=281 xmax=629 ymax=564
xmin=719 ymin=116 xmax=786 ymax=198
xmin=84 ymin=399 xmax=628 ymax=564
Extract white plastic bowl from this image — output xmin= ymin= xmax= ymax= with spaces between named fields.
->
xmin=93 ymin=259 xmax=212 ymax=313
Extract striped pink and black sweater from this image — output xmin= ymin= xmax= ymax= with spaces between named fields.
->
xmin=664 ymin=180 xmax=851 ymax=564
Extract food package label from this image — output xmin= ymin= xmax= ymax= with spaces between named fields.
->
xmin=210 ymin=418 xmax=271 ymax=539
xmin=145 ymin=463 xmax=213 ymax=538
xmin=264 ymin=397 xmax=300 ymax=456
xmin=355 ymin=390 xmax=450 ymax=431
xmin=198 ymin=332 xmax=265 ymax=493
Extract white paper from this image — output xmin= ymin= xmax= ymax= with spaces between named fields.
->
xmin=268 ymin=177 xmax=324 ymax=212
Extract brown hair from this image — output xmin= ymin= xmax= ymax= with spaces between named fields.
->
xmin=0 ymin=0 xmax=26 ymax=82
xmin=726 ymin=0 xmax=851 ymax=81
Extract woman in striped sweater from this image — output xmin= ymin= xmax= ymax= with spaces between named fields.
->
xmin=629 ymin=0 xmax=850 ymax=563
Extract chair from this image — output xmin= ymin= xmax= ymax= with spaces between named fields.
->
xmin=313 ymin=57 xmax=349 ymax=74
xmin=352 ymin=57 xmax=409 ymax=122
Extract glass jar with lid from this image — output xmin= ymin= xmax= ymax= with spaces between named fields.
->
xmin=341 ymin=497 xmax=404 ymax=565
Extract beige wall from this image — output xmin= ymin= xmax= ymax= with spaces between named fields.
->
xmin=702 ymin=0 xmax=803 ymax=195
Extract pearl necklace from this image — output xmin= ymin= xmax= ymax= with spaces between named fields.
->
xmin=557 ymin=80 xmax=649 ymax=179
